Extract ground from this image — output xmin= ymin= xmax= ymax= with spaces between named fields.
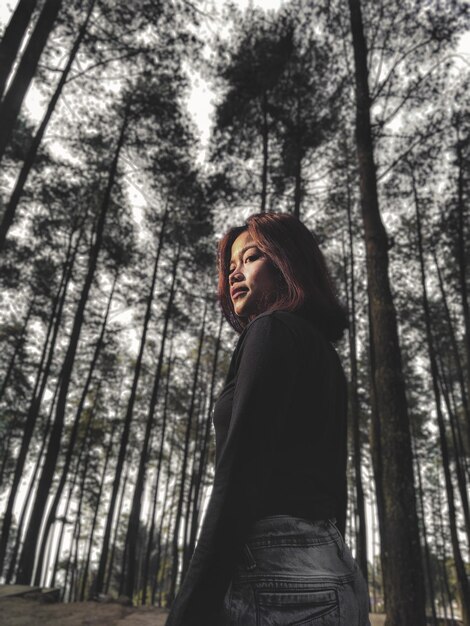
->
xmin=0 ymin=599 xmax=386 ymax=626
xmin=0 ymin=598 xmax=169 ymax=626
xmin=0 ymin=585 xmax=386 ymax=626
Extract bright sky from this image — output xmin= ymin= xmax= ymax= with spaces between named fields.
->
xmin=0 ymin=0 xmax=285 ymax=156
xmin=0 ymin=0 xmax=468 ymax=159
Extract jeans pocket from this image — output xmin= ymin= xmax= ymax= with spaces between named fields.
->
xmin=255 ymin=587 xmax=339 ymax=625
xmin=327 ymin=519 xmax=358 ymax=575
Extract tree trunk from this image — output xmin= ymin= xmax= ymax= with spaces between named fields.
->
xmin=33 ymin=274 xmax=117 ymax=586
xmin=181 ymin=310 xmax=208 ymax=580
xmin=70 ymin=442 xmax=91 ymax=602
xmin=260 ymin=91 xmax=269 ymax=212
xmin=152 ymin=425 xmax=177 ymax=606
xmin=411 ymin=166 xmax=470 ymax=624
xmin=15 ymin=104 xmax=129 ymax=584
xmin=168 ymin=298 xmax=207 ymax=605
xmin=431 ymin=243 xmax=470 ymax=440
xmin=5 ymin=382 xmax=58 ymax=583
xmin=411 ymin=431 xmax=438 ymax=625
xmin=454 ymin=116 xmax=470 ymax=412
xmin=123 ymin=244 xmax=179 ymax=601
xmin=437 ymin=352 xmax=470 ymax=553
xmin=61 ymin=399 xmax=99 ymax=599
xmin=0 ymin=296 xmax=35 ymax=407
xmin=104 ymin=467 xmax=130 ymax=595
xmin=49 ymin=375 xmax=109 ymax=589
xmin=0 ymin=229 xmax=78 ymax=575
xmin=347 ymin=1 xmax=426 ymax=623
xmin=141 ymin=344 xmax=174 ymax=605
xmin=47 ymin=382 xmax=100 ymax=588
xmin=80 ymin=423 xmax=117 ymax=601
xmin=440 ymin=351 xmax=470 ymax=478
xmin=293 ymin=94 xmax=302 ymax=219
xmin=0 ymin=0 xmax=38 ymax=100
xmin=94 ymin=203 xmax=168 ymax=596
xmin=186 ymin=314 xmax=224 ymax=565
xmin=367 ymin=301 xmax=386 ymax=611
xmin=0 ymin=0 xmax=62 ymax=165
xmin=436 ymin=473 xmax=456 ymax=621
xmin=0 ymin=429 xmax=14 ymax=490
xmin=344 ymin=171 xmax=368 ymax=587
xmin=183 ymin=391 xmax=205 ymax=575
xmin=159 ymin=454 xmax=180 ymax=608
xmin=0 ymin=0 xmax=95 ymax=251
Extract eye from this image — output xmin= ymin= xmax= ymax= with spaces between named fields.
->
xmin=245 ymin=254 xmax=259 ymax=263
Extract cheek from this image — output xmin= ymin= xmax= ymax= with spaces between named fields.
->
xmin=254 ymin=263 xmax=277 ymax=287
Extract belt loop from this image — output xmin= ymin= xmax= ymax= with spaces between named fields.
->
xmin=327 ymin=518 xmax=344 ymax=558
xmin=243 ymin=544 xmax=257 ymax=571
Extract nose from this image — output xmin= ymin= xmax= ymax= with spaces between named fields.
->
xmin=229 ymin=269 xmax=244 ymax=285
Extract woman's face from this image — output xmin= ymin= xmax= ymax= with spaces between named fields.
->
xmin=228 ymin=230 xmax=279 ymax=320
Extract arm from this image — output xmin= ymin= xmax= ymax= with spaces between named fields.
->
xmin=166 ymin=313 xmax=299 ymax=625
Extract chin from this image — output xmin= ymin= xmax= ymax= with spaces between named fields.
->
xmin=234 ymin=304 xmax=251 ymax=319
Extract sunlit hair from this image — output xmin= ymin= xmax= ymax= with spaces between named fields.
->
xmin=217 ymin=212 xmax=348 ymax=341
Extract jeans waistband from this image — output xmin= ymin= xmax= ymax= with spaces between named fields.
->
xmin=246 ymin=515 xmax=337 ymax=542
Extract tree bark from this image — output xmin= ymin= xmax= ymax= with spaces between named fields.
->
xmin=293 ymin=94 xmax=302 ymax=218
xmin=260 ymin=91 xmax=269 ymax=212
xmin=436 ymin=352 xmax=470 ymax=554
xmin=94 ymin=203 xmax=168 ymax=597
xmin=141 ymin=344 xmax=174 ymax=605
xmin=181 ymin=309 xmax=208 ymax=581
xmin=15 ymin=103 xmax=129 ymax=584
xmin=123 ymin=244 xmax=179 ymax=601
xmin=454 ymin=116 xmax=470 ymax=407
xmin=60 ymin=399 xmax=98 ymax=598
xmin=0 ymin=0 xmax=95 ymax=252
xmin=0 ymin=229 xmax=78 ymax=575
xmin=344 ymin=169 xmax=368 ymax=588
xmin=33 ymin=274 xmax=117 ymax=586
xmin=183 ymin=391 xmax=205 ymax=575
xmin=436 ymin=471 xmax=457 ymax=621
xmin=347 ymin=1 xmax=426 ymax=623
xmin=70 ymin=441 xmax=92 ymax=602
xmin=431 ymin=243 xmax=470 ymax=441
xmin=0 ymin=0 xmax=62 ymax=165
xmin=5 ymin=381 xmax=58 ymax=583
xmin=186 ymin=313 xmax=223 ymax=565
xmin=168 ymin=297 xmax=207 ymax=604
xmin=80 ymin=423 xmax=117 ymax=601
xmin=151 ymin=423 xmax=177 ymax=606
xmin=411 ymin=430 xmax=438 ymax=625
xmin=411 ymin=166 xmax=470 ymax=624
xmin=103 ymin=466 xmax=129 ymax=595
xmin=0 ymin=296 xmax=35 ymax=407
xmin=0 ymin=0 xmax=38 ymax=100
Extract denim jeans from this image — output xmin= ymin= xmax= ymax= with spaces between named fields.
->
xmin=220 ymin=515 xmax=370 ymax=625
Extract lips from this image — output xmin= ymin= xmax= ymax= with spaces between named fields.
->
xmin=231 ymin=287 xmax=248 ymax=299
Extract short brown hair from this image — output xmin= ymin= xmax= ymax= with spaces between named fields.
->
xmin=217 ymin=212 xmax=348 ymax=341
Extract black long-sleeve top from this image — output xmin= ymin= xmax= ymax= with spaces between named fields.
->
xmin=166 ymin=309 xmax=348 ymax=626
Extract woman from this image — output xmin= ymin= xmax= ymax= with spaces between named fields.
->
xmin=166 ymin=212 xmax=370 ymax=625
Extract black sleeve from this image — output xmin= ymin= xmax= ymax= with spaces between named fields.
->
xmin=166 ymin=313 xmax=299 ymax=625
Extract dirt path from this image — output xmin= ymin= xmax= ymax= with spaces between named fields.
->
xmin=1 ymin=598 xmax=169 ymax=626
xmin=1 ymin=597 xmax=386 ymax=625
xmin=0 ymin=598 xmax=384 ymax=626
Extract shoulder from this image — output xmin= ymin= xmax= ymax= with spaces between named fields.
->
xmin=232 ymin=311 xmax=297 ymax=369
xmin=242 ymin=310 xmax=298 ymax=343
